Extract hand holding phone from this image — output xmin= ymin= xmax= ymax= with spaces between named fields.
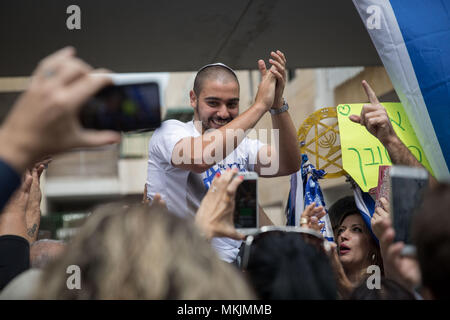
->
xmin=195 ymin=168 xmax=245 ymax=241
xmin=390 ymin=166 xmax=428 ymax=256
xmin=80 ymin=74 xmax=161 ymax=132
xmin=234 ymin=171 xmax=259 ymax=235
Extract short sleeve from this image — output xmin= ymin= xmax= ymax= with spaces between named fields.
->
xmin=149 ymin=120 xmax=196 ymax=165
xmin=0 ymin=159 xmax=21 ymax=212
xmin=0 ymin=235 xmax=30 ymax=290
xmin=244 ymin=138 xmax=266 ymax=171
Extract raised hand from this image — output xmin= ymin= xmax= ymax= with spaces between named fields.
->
xmin=25 ymin=166 xmax=43 ymax=243
xmin=327 ymin=241 xmax=354 ymax=298
xmin=299 ymin=202 xmax=326 ymax=232
xmin=378 ymin=218 xmax=421 ymax=292
xmin=258 ymin=50 xmax=287 ymax=109
xmin=0 ymin=47 xmax=121 ymax=174
xmin=371 ymin=197 xmax=391 ymax=240
xmin=0 ymin=173 xmax=33 ymax=239
xmin=254 ymin=67 xmax=277 ymax=112
xmin=195 ymin=168 xmax=245 ymax=240
xmin=349 ymin=80 xmax=397 ymax=145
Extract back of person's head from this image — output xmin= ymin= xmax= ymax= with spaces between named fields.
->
xmin=350 ymin=277 xmax=416 ymax=300
xmin=35 ymin=202 xmax=254 ymax=299
xmin=244 ymin=231 xmax=337 ymax=299
xmin=193 ymin=64 xmax=239 ymax=96
xmin=412 ymin=182 xmax=450 ymax=299
xmin=30 ymin=239 xmax=66 ymax=269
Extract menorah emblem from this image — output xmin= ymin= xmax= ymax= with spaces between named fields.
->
xmin=297 ymin=107 xmax=345 ymax=179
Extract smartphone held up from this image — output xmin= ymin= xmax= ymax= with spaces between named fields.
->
xmin=80 ymin=73 xmax=162 ymax=133
xmin=390 ymin=165 xmax=429 ymax=256
xmin=234 ymin=171 xmax=259 ymax=235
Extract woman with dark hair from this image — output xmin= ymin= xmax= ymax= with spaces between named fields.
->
xmin=336 ymin=212 xmax=383 ymax=283
xmin=327 ymin=196 xmax=383 ymax=298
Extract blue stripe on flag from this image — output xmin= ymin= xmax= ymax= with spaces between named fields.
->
xmin=353 ymin=186 xmax=378 ymax=242
xmin=390 ymin=0 xmax=450 ymax=169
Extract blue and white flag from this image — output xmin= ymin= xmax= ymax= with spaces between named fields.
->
xmin=287 ymin=155 xmax=334 ymax=241
xmin=286 ymin=170 xmax=304 ymax=227
xmin=352 ymin=185 xmax=378 ymax=242
xmin=286 ymin=154 xmax=307 ymax=227
xmin=353 ymin=0 xmax=450 ymax=181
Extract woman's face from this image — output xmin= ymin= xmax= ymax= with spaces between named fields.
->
xmin=336 ymin=213 xmax=372 ymax=270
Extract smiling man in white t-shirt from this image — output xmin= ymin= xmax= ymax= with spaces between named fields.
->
xmin=146 ymin=50 xmax=301 ymax=262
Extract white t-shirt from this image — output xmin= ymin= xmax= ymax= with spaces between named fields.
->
xmin=146 ymin=120 xmax=265 ymax=262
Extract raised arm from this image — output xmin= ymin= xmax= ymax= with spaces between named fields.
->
xmin=25 ymin=161 xmax=49 ymax=244
xmin=195 ymin=168 xmax=245 ymax=240
xmin=0 ymin=173 xmax=33 ymax=240
xmin=172 ymin=71 xmax=276 ymax=173
xmin=0 ymin=47 xmax=121 ymax=211
xmin=255 ymin=50 xmax=301 ymax=177
xmin=349 ymin=80 xmax=437 ymax=186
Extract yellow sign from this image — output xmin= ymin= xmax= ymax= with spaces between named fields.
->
xmin=337 ymin=103 xmax=433 ymax=192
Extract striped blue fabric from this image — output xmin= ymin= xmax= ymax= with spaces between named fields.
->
xmin=353 ymin=185 xmax=378 ymax=242
xmin=353 ymin=0 xmax=450 ymax=181
xmin=287 ymin=155 xmax=334 ymax=241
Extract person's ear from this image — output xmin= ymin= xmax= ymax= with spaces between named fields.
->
xmin=189 ymin=90 xmax=197 ymax=109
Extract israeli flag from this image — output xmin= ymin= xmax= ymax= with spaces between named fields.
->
xmin=287 ymin=155 xmax=334 ymax=241
xmin=353 ymin=185 xmax=378 ymax=242
xmin=286 ymin=170 xmax=304 ymax=227
xmin=353 ymin=0 xmax=450 ymax=180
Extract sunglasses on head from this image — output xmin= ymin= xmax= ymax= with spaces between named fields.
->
xmin=237 ymin=226 xmax=331 ymax=270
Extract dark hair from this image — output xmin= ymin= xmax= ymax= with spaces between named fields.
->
xmin=193 ymin=65 xmax=239 ymax=97
xmin=244 ymin=232 xmax=338 ymax=300
xmin=329 ymin=196 xmax=359 ymax=231
xmin=412 ymin=183 xmax=450 ymax=299
xmin=335 ymin=211 xmax=384 ymax=275
xmin=350 ymin=277 xmax=416 ymax=300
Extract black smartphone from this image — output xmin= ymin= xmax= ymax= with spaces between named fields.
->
xmin=390 ymin=166 xmax=429 ymax=256
xmin=80 ymin=78 xmax=161 ymax=133
xmin=234 ymin=171 xmax=259 ymax=234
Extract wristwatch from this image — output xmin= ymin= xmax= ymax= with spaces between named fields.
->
xmin=269 ymin=99 xmax=289 ymax=115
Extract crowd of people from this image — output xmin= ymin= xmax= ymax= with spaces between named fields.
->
xmin=0 ymin=47 xmax=449 ymax=300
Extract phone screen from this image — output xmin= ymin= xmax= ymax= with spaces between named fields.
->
xmin=391 ymin=169 xmax=428 ymax=244
xmin=234 ymin=179 xmax=257 ymax=228
xmin=80 ymin=82 xmax=161 ymax=132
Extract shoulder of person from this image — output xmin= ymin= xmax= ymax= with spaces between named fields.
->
xmin=152 ymin=120 xmax=192 ymax=137
xmin=161 ymin=119 xmax=191 ymax=130
xmin=149 ymin=120 xmax=196 ymax=157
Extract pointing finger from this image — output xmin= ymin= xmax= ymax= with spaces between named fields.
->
xmin=362 ymin=80 xmax=380 ymax=104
